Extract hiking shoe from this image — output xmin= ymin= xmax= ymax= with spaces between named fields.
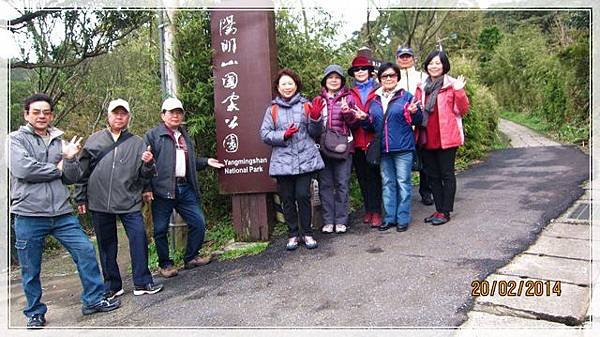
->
xmin=396 ymin=223 xmax=409 ymax=232
xmin=424 ymin=212 xmax=441 ymax=223
xmin=370 ymin=213 xmax=382 ymax=228
xmin=286 ymin=237 xmax=299 ymax=251
xmin=26 ymin=314 xmax=46 ymax=329
xmin=158 ymin=265 xmax=179 ymax=278
xmin=431 ymin=212 xmax=450 ymax=226
xmin=184 ymin=256 xmax=212 ymax=270
xmin=321 ymin=224 xmax=334 ymax=233
xmin=82 ymin=297 xmax=121 ymax=315
xmin=105 ymin=288 xmax=124 ymax=300
xmin=363 ymin=212 xmax=372 ymax=223
xmin=133 ymin=282 xmax=164 ymax=296
xmin=303 ymin=236 xmax=318 ymax=249
xmin=335 ymin=224 xmax=347 ymax=233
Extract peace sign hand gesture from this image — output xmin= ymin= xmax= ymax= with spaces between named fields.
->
xmin=61 ymin=136 xmax=83 ymax=159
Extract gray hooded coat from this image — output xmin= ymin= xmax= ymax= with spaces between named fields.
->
xmin=259 ymin=94 xmax=324 ymax=176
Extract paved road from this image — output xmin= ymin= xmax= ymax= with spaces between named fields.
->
xmin=8 ymin=123 xmax=589 ymax=328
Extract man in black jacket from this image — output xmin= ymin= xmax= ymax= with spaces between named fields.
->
xmin=74 ymin=99 xmax=163 ymax=298
xmin=143 ymin=97 xmax=224 ymax=278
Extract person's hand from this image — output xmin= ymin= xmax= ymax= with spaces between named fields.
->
xmin=407 ymin=97 xmax=421 ymax=114
xmin=141 ymin=145 xmax=154 ymax=163
xmin=283 ymin=123 xmax=299 ymax=140
xmin=142 ymin=191 xmax=154 ymax=203
xmin=351 ymin=106 xmax=368 ymax=120
xmin=309 ymin=97 xmax=325 ymax=119
xmin=57 ymin=159 xmax=64 ymax=171
xmin=340 ymin=97 xmax=350 ymax=113
xmin=62 ymin=136 xmax=83 ymax=159
xmin=453 ymin=75 xmax=466 ymax=90
xmin=207 ymin=158 xmax=225 ymax=169
xmin=78 ymin=203 xmax=87 ymax=215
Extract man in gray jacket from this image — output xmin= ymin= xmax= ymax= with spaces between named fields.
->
xmin=9 ymin=93 xmax=121 ymax=328
xmin=74 ymin=99 xmax=163 ymax=299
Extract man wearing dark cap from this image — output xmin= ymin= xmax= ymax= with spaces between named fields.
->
xmin=74 ymin=98 xmax=163 ymax=299
xmin=395 ymin=46 xmax=434 ymax=206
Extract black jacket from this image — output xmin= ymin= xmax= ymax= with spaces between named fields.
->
xmin=143 ymin=123 xmax=209 ymax=199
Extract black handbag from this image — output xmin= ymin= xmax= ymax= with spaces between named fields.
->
xmin=365 ymin=133 xmax=381 ymax=165
xmin=319 ymin=108 xmax=352 ymax=160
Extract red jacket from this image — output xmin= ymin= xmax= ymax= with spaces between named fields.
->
xmin=415 ymin=75 xmax=470 ymax=149
xmin=349 ymin=86 xmax=378 ymax=150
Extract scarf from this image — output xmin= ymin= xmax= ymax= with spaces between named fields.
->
xmin=422 ymin=76 xmax=444 ymax=127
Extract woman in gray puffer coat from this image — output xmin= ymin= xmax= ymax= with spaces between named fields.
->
xmin=260 ymin=68 xmax=325 ymax=251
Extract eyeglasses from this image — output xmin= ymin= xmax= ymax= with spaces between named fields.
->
xmin=355 ymin=66 xmax=371 ymax=71
xmin=380 ymin=73 xmax=398 ymax=79
xmin=165 ymin=110 xmax=185 ymax=116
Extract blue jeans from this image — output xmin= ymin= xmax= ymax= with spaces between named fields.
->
xmin=151 ymin=183 xmax=206 ymax=268
xmin=380 ymin=151 xmax=413 ymax=225
xmin=91 ymin=211 xmax=154 ymax=291
xmin=13 ymin=214 xmax=105 ymax=318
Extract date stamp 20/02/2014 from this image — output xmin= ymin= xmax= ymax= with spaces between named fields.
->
xmin=471 ymin=280 xmax=562 ymax=297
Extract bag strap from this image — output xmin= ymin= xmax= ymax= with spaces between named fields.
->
xmin=272 ymin=102 xmax=310 ymax=126
xmin=89 ymin=131 xmax=134 ymax=173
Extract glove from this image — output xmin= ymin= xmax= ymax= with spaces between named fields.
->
xmin=284 ymin=124 xmax=299 ymax=140
xmin=309 ymin=97 xmax=325 ymax=119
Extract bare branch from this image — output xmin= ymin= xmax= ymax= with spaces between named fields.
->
xmin=8 ymin=10 xmax=61 ymax=28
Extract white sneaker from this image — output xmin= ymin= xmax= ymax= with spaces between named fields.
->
xmin=335 ymin=224 xmax=347 ymax=233
xmin=303 ymin=236 xmax=318 ymax=249
xmin=321 ymin=224 xmax=334 ymax=233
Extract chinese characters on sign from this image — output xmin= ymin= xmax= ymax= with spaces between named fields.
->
xmin=212 ymin=12 xmax=278 ymax=194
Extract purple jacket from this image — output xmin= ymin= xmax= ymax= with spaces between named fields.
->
xmin=317 ymin=87 xmax=357 ymax=135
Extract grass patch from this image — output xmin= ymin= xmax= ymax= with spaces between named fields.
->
xmin=501 ymin=110 xmax=588 ymax=147
xmin=218 ymin=242 xmax=270 ymax=261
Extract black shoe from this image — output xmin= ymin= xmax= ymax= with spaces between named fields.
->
xmin=424 ymin=212 xmax=440 ymax=223
xmin=421 ymin=195 xmax=434 ymax=206
xmin=133 ymin=282 xmax=164 ymax=296
xmin=431 ymin=212 xmax=450 ymax=226
xmin=104 ymin=288 xmax=124 ymax=300
xmin=396 ymin=224 xmax=409 ymax=232
xmin=82 ymin=297 xmax=121 ymax=315
xmin=378 ymin=223 xmax=395 ymax=231
xmin=26 ymin=314 xmax=46 ymax=329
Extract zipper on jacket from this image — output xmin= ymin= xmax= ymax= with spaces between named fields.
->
xmin=46 ymin=137 xmax=56 ymax=214
xmin=106 ymin=146 xmax=117 ymax=211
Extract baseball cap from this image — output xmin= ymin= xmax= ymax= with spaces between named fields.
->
xmin=396 ymin=46 xmax=414 ymax=57
xmin=161 ymin=97 xmax=184 ymax=112
xmin=107 ymin=99 xmax=130 ymax=113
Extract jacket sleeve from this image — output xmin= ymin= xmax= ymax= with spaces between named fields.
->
xmin=259 ymin=105 xmax=287 ymax=147
xmin=195 ymin=157 xmax=209 ymax=171
xmin=9 ymin=134 xmax=62 ymax=183
xmin=71 ymin=146 xmax=93 ymax=204
xmin=453 ymin=88 xmax=470 ymax=117
xmin=142 ymin=132 xmax=155 ymax=193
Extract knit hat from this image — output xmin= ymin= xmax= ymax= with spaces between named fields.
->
xmin=321 ymin=64 xmax=346 ymax=87
xmin=347 ymin=56 xmax=375 ymax=77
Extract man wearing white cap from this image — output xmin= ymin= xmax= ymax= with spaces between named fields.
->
xmin=143 ymin=97 xmax=224 ymax=278
xmin=74 ymin=98 xmax=163 ymax=299
xmin=396 ymin=46 xmax=434 ymax=206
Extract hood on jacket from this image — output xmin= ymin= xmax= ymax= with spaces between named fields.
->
xmin=273 ymin=93 xmax=307 ymax=108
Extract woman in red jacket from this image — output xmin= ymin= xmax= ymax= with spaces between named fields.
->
xmin=415 ymin=50 xmax=469 ymax=226
xmin=347 ymin=56 xmax=382 ymax=228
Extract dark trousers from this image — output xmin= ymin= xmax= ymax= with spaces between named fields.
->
xmin=319 ymin=156 xmax=353 ymax=225
xmin=417 ymin=148 xmax=433 ymax=199
xmin=91 ymin=211 xmax=153 ymax=290
xmin=151 ymin=183 xmax=206 ymax=268
xmin=421 ymin=147 xmax=458 ymax=214
xmin=353 ymin=149 xmax=382 ymax=213
xmin=276 ymin=173 xmax=313 ymax=238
